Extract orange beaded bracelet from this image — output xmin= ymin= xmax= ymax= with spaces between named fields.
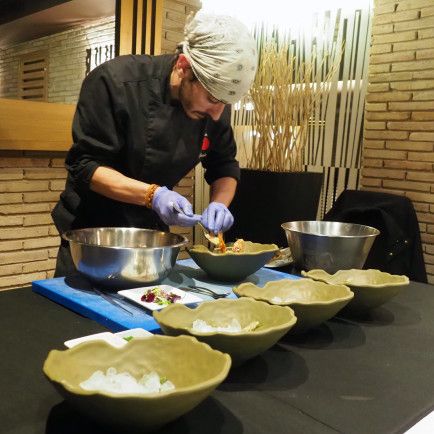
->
xmin=144 ymin=184 xmax=160 ymax=209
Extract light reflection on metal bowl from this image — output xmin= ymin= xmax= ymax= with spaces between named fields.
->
xmin=62 ymin=227 xmax=188 ymax=288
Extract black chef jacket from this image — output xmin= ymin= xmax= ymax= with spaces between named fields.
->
xmin=52 ymin=54 xmax=240 ymax=235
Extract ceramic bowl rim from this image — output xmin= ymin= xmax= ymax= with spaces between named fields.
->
xmin=154 ymin=298 xmax=297 ymax=337
xmin=187 ymin=243 xmax=279 ymax=257
xmin=234 ymin=278 xmax=354 ymax=306
xmin=43 ymin=335 xmax=231 ymax=399
xmin=302 ymin=269 xmax=410 ymax=288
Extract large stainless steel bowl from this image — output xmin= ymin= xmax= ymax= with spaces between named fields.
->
xmin=62 ymin=227 xmax=188 ymax=288
xmin=281 ymin=221 xmax=380 ymax=273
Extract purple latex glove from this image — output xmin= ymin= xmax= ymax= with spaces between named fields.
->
xmin=152 ymin=187 xmax=201 ymax=226
xmin=201 ymin=202 xmax=234 ymax=233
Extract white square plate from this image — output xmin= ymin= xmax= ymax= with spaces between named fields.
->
xmin=118 ymin=284 xmax=202 ymax=311
xmin=64 ymin=328 xmax=152 ymax=348
xmin=115 ymin=328 xmax=152 ymax=340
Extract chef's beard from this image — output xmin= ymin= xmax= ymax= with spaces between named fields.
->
xmin=178 ymin=77 xmax=208 ymax=120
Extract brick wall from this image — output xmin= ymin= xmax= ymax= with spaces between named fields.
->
xmin=363 ymin=0 xmax=434 ymax=283
xmin=0 ymin=151 xmax=67 ymax=290
xmin=0 ymin=18 xmax=116 ymax=291
xmin=0 ymin=17 xmax=114 ymax=103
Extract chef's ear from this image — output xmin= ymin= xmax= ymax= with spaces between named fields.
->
xmin=175 ymin=54 xmax=191 ymax=77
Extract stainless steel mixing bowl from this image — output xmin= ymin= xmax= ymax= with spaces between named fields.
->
xmin=281 ymin=221 xmax=380 ymax=273
xmin=62 ymin=227 xmax=188 ymax=288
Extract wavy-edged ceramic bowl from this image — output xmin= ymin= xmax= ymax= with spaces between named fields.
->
xmin=302 ymin=269 xmax=409 ymax=313
xmin=187 ymin=241 xmax=279 ymax=282
xmin=154 ymin=297 xmax=296 ymax=365
xmin=234 ymin=278 xmax=354 ymax=332
xmin=43 ymin=335 xmax=231 ymax=431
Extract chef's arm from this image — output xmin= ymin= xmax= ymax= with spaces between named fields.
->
xmin=91 ymin=166 xmax=200 ymax=226
xmin=209 ymin=177 xmax=237 ymax=207
xmin=90 ymin=166 xmax=150 ymax=206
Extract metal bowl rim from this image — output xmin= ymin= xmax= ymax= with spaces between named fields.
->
xmin=281 ymin=221 xmax=380 ymax=238
xmin=61 ymin=227 xmax=189 ymax=250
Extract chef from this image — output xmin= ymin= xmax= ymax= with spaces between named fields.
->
xmin=51 ymin=12 xmax=258 ymax=277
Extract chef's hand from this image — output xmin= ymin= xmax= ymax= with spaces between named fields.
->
xmin=201 ymin=202 xmax=234 ymax=233
xmin=152 ymin=187 xmax=201 ymax=226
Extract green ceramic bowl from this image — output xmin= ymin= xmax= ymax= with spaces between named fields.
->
xmin=43 ymin=335 xmax=231 ymax=432
xmin=187 ymin=242 xmax=279 ymax=282
xmin=153 ymin=298 xmax=296 ymax=365
xmin=234 ymin=278 xmax=354 ymax=333
xmin=302 ymin=269 xmax=409 ymax=313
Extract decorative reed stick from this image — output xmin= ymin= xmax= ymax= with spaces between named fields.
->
xmin=244 ymin=36 xmax=342 ymax=172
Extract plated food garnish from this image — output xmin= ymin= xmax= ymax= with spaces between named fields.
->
xmin=118 ymin=285 xmax=202 ymax=311
xmin=141 ymin=286 xmax=181 ymax=305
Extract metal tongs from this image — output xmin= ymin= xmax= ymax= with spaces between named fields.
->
xmin=93 ymin=287 xmax=134 ymax=316
xmin=182 ymin=284 xmax=230 ymax=299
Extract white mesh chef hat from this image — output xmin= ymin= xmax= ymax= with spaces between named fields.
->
xmin=181 ymin=12 xmax=258 ymax=104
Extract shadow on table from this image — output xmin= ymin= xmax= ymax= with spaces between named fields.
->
xmin=280 ymin=301 xmax=421 ymax=351
xmin=218 ymin=347 xmax=308 ymax=392
xmin=45 ymin=396 xmax=242 ymax=434
xmin=279 ymin=320 xmax=366 ymax=350
xmin=337 ymin=302 xmax=421 ymax=328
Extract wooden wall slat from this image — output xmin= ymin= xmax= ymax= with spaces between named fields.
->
xmin=119 ymin=0 xmax=134 ymax=55
xmin=0 ymin=98 xmax=74 ymax=151
xmin=117 ymin=0 xmax=163 ymax=55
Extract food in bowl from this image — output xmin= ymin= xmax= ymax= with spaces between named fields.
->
xmin=281 ymin=220 xmax=380 ymax=273
xmin=188 ymin=241 xmax=278 ymax=281
xmin=43 ymin=335 xmax=230 ymax=431
xmin=154 ymin=297 xmax=297 ymax=365
xmin=234 ymin=278 xmax=354 ymax=332
xmin=302 ymin=268 xmax=409 ymax=313
xmin=218 ymin=232 xmax=227 ymax=252
xmin=212 ymin=237 xmax=245 ymax=254
xmin=80 ymin=367 xmax=175 ymax=394
xmin=232 ymin=238 xmax=245 ymax=253
xmin=191 ymin=318 xmax=260 ymax=333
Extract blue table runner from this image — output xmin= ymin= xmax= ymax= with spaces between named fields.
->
xmin=32 ymin=259 xmax=297 ymax=333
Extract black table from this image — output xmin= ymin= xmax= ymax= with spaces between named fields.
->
xmin=2 ymin=279 xmax=434 ymax=434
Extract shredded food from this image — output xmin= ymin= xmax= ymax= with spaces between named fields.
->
xmin=218 ymin=232 xmax=226 ymax=253
xmin=213 ymin=235 xmax=246 ymax=254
